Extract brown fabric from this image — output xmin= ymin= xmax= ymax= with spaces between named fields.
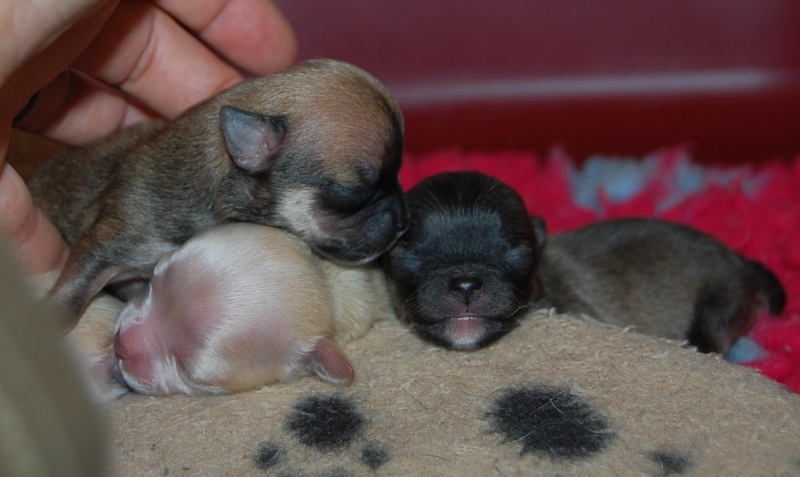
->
xmin=105 ymin=309 xmax=800 ymax=476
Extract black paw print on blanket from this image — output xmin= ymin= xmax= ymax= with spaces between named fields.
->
xmin=252 ymin=393 xmax=389 ymax=475
xmin=250 ymin=386 xmax=695 ymax=476
xmin=485 ymin=385 xmax=693 ymax=475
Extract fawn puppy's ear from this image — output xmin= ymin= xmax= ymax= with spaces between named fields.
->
xmin=219 ymin=105 xmax=285 ymax=172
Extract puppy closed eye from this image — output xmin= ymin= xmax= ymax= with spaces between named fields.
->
xmin=387 ymin=249 xmax=422 ymax=282
xmin=505 ymin=245 xmax=534 ymax=276
xmin=322 ymin=182 xmax=376 ymax=212
xmin=357 ymin=163 xmax=380 ymax=188
xmin=325 ymin=163 xmax=400 ymax=209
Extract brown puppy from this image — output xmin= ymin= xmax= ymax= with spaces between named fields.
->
xmin=27 ymin=59 xmax=407 ymax=331
xmin=112 ymin=223 xmax=393 ymax=395
xmin=537 ymin=218 xmax=786 ymax=356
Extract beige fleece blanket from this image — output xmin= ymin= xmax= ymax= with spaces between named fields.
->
xmin=103 ymin=308 xmax=800 ymax=476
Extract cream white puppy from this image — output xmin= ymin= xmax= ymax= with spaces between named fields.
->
xmin=112 ymin=223 xmax=393 ymax=395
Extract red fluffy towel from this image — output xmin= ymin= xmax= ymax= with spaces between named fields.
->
xmin=399 ymin=147 xmax=800 ymax=393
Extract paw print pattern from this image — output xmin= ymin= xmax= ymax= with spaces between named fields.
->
xmin=252 ymin=393 xmax=390 ymax=475
xmin=246 ymin=382 xmax=761 ymax=475
xmin=647 ymin=450 xmax=693 ymax=476
xmin=285 ymin=394 xmax=366 ymax=450
xmin=485 ymin=385 xmax=615 ymax=459
xmin=253 ymin=441 xmax=285 ymax=471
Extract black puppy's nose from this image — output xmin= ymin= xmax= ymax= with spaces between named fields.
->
xmin=449 ymin=276 xmax=483 ymax=304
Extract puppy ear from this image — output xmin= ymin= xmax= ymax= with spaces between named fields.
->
xmin=531 ymin=216 xmax=547 ymax=252
xmin=219 ymin=105 xmax=284 ymax=172
xmin=307 ymin=338 xmax=355 ymax=385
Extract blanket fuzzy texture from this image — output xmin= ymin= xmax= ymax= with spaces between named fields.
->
xmin=105 ymin=309 xmax=800 ymax=476
xmin=95 ymin=148 xmax=800 ymax=476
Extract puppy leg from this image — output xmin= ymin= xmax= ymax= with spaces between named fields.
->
xmin=747 ymin=260 xmax=786 ymax=314
xmin=691 ymin=259 xmax=786 ymax=356
xmin=688 ymin=283 xmax=752 ymax=355
xmin=49 ymin=227 xmax=173 ymax=331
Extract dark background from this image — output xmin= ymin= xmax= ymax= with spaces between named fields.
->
xmin=274 ymin=1 xmax=800 ymax=164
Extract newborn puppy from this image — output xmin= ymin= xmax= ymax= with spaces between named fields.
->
xmin=27 ymin=59 xmax=407 ymax=331
xmin=112 ymin=223 xmax=393 ymax=396
xmin=381 ymin=172 xmax=545 ymax=350
xmin=537 ymin=218 xmax=787 ymax=356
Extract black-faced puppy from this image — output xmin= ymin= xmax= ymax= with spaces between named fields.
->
xmin=112 ymin=223 xmax=393 ymax=396
xmin=537 ymin=218 xmax=786 ymax=356
xmin=27 ymin=59 xmax=407 ymax=330
xmin=381 ymin=172 xmax=545 ymax=350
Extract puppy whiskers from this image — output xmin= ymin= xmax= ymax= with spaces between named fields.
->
xmin=503 ymin=300 xmax=533 ymax=320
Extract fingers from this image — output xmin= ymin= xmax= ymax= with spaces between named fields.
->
xmin=73 ymin=0 xmax=245 ymax=120
xmin=16 ymin=70 xmax=155 ymax=145
xmin=14 ymin=0 xmax=297 ymax=143
xmin=0 ymin=1 xmax=113 ymax=275
xmin=0 ymin=1 xmax=118 ymax=124
xmin=155 ymin=0 xmax=297 ymax=76
xmin=79 ymin=0 xmax=297 ymax=112
xmin=0 ymin=0 xmax=115 ymax=77
xmin=0 ymin=162 xmax=68 ymax=274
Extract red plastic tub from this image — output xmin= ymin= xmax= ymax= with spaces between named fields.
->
xmin=274 ymin=0 xmax=800 ymax=164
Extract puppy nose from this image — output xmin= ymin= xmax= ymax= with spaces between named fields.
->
xmin=449 ymin=276 xmax=483 ymax=304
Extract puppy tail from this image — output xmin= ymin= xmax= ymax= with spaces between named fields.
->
xmin=748 ymin=260 xmax=786 ymax=315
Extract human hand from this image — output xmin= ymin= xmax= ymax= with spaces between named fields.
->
xmin=0 ymin=0 xmax=297 ymax=274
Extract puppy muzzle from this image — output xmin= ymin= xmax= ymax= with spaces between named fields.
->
xmin=314 ymin=214 xmax=408 ymax=264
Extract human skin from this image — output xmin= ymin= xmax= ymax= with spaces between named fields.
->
xmin=0 ymin=0 xmax=297 ymax=274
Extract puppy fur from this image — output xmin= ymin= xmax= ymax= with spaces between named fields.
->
xmin=537 ymin=218 xmax=787 ymax=355
xmin=380 ymin=172 xmax=544 ymax=350
xmin=112 ymin=223 xmax=394 ymax=396
xmin=27 ymin=59 xmax=407 ymax=330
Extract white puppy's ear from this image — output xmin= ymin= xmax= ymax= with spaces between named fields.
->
xmin=219 ymin=105 xmax=284 ymax=172
xmin=307 ymin=339 xmax=355 ymax=385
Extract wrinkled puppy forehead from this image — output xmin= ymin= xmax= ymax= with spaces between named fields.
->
xmin=289 ymin=70 xmax=403 ymax=184
xmin=415 ymin=212 xmax=512 ymax=257
xmin=231 ymin=59 xmax=404 ymax=185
